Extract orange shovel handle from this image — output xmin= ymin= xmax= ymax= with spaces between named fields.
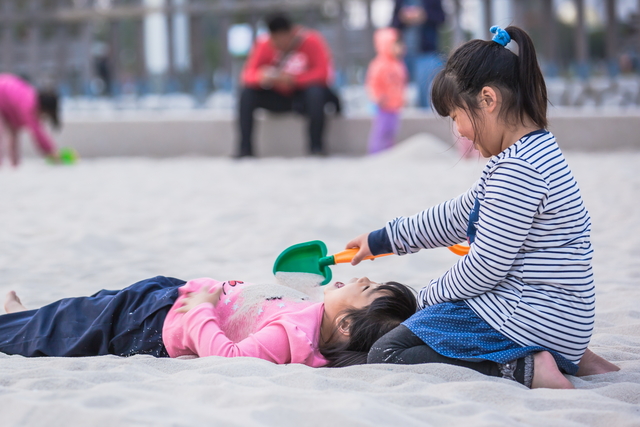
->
xmin=332 ymin=249 xmax=393 ymax=264
xmin=332 ymin=245 xmax=469 ymax=265
xmin=448 ymin=244 xmax=470 ymax=256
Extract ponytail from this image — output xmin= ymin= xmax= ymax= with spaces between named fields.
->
xmin=505 ymin=26 xmax=547 ymax=129
xmin=431 ymin=25 xmax=547 ymax=134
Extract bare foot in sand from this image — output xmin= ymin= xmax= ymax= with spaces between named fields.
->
xmin=531 ymin=351 xmax=575 ymax=389
xmin=576 ymin=348 xmax=620 ymax=376
xmin=4 ymin=291 xmax=27 ymax=313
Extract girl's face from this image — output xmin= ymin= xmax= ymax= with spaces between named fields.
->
xmin=451 ymin=107 xmax=494 ymax=158
xmin=450 ymin=88 xmax=504 ymax=158
xmin=323 ymin=277 xmax=387 ymax=318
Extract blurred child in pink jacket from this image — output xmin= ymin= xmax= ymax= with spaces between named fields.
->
xmin=366 ymin=28 xmax=408 ymax=154
xmin=0 ymin=74 xmax=60 ymax=166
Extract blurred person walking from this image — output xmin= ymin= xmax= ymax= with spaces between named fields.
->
xmin=237 ymin=13 xmax=339 ymax=158
xmin=391 ymin=0 xmax=445 ymax=109
xmin=0 ymin=74 xmax=60 ymax=166
xmin=366 ymin=28 xmax=408 ymax=154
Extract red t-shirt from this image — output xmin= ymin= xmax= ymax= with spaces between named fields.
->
xmin=241 ymin=28 xmax=333 ymax=95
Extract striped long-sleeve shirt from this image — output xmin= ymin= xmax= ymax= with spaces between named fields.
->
xmin=368 ymin=130 xmax=595 ymax=363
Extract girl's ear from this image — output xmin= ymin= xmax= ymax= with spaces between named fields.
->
xmin=480 ymin=86 xmax=499 ymax=113
xmin=337 ymin=315 xmax=350 ymax=337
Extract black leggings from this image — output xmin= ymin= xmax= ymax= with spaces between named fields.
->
xmin=368 ymin=325 xmax=534 ymax=387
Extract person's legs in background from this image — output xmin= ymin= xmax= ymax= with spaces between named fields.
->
xmin=237 ymin=87 xmax=293 ymax=157
xmin=295 ymin=85 xmax=327 ymax=155
xmin=414 ymin=52 xmax=443 ymax=109
xmin=0 ymin=118 xmax=4 ymax=166
xmin=8 ymin=131 xmax=19 ymax=167
xmin=324 ymin=87 xmax=342 ymax=115
xmin=367 ymin=109 xmax=400 ymax=154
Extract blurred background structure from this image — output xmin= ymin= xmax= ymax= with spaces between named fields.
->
xmin=0 ymin=0 xmax=639 ymax=112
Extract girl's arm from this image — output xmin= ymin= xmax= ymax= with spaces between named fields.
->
xmin=178 ymin=303 xmax=294 ymax=363
xmin=25 ymin=116 xmax=56 ymax=156
xmin=370 ymin=181 xmax=479 ymax=256
xmin=241 ymin=38 xmax=272 ymax=88
xmin=418 ymin=159 xmax=548 ymax=308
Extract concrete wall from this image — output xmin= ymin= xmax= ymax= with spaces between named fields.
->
xmin=24 ymin=109 xmax=640 ymax=158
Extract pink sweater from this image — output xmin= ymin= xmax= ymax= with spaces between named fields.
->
xmin=0 ymin=74 xmax=55 ymax=155
xmin=162 ymin=278 xmax=327 ymax=367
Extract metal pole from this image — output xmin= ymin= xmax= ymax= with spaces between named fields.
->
xmin=605 ymin=0 xmax=618 ymax=77
xmin=109 ymin=20 xmax=121 ymax=95
xmin=483 ymin=0 xmax=493 ymax=38
xmin=452 ymin=0 xmax=464 ymax=49
xmin=0 ymin=0 xmax=15 ymax=73
xmin=166 ymin=0 xmax=175 ymax=82
xmin=54 ymin=21 xmax=68 ymax=85
xmin=135 ymin=16 xmax=147 ymax=93
xmin=542 ymin=0 xmax=558 ymax=76
xmin=27 ymin=0 xmax=41 ymax=82
xmin=575 ymin=0 xmax=588 ymax=79
xmin=365 ymin=0 xmax=375 ymax=59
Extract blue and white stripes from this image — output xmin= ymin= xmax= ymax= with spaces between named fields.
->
xmin=385 ymin=131 xmax=594 ymax=363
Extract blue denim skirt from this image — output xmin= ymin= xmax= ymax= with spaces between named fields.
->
xmin=403 ymin=300 xmax=579 ymax=375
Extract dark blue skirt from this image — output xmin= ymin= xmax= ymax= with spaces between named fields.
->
xmin=403 ymin=300 xmax=579 ymax=375
xmin=0 ymin=276 xmax=184 ymax=358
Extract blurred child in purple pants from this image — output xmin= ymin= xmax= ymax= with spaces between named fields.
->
xmin=366 ymin=28 xmax=408 ymax=154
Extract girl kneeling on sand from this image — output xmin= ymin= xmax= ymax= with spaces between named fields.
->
xmin=346 ymin=26 xmax=619 ymax=389
xmin=0 ymin=275 xmax=416 ymax=367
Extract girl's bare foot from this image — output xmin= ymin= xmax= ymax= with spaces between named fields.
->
xmin=531 ymin=351 xmax=575 ymax=389
xmin=576 ymin=348 xmax=620 ymax=376
xmin=4 ymin=291 xmax=27 ymax=313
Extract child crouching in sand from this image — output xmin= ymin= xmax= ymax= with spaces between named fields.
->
xmin=0 ymin=275 xmax=416 ymax=367
xmin=347 ymin=25 xmax=619 ymax=388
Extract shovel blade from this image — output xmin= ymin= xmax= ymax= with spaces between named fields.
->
xmin=273 ymin=240 xmax=332 ymax=285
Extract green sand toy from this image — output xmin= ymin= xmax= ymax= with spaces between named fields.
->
xmin=273 ymin=240 xmax=392 ymax=285
xmin=47 ymin=147 xmax=79 ymax=165
xmin=59 ymin=147 xmax=79 ymax=165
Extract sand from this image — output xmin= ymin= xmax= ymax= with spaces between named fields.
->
xmin=0 ymin=133 xmax=638 ymax=426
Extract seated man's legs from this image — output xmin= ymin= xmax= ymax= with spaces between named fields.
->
xmin=237 ymin=87 xmax=293 ymax=157
xmin=294 ymin=85 xmax=327 ymax=155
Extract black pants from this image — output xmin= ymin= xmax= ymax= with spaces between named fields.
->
xmin=238 ymin=85 xmax=337 ymax=156
xmin=368 ymin=325 xmax=534 ymax=387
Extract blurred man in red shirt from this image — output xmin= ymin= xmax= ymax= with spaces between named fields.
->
xmin=237 ymin=13 xmax=339 ymax=157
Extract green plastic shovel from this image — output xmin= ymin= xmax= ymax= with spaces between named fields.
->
xmin=273 ymin=240 xmax=393 ymax=285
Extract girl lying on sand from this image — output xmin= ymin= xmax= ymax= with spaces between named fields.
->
xmin=0 ymin=275 xmax=416 ymax=367
xmin=1 ymin=275 xmax=614 ymax=389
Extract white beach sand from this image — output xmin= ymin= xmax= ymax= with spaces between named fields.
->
xmin=0 ymin=134 xmax=639 ymax=426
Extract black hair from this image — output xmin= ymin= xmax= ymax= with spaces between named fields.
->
xmin=319 ymin=281 xmax=417 ymax=367
xmin=431 ymin=26 xmax=547 ymax=144
xmin=266 ymin=12 xmax=293 ymax=34
xmin=37 ymin=89 xmax=61 ymax=130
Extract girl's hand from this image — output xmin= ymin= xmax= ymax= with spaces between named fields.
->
xmin=177 ymin=286 xmax=223 ymax=313
xmin=346 ymin=233 xmax=373 ymax=265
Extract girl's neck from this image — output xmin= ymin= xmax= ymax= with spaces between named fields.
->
xmin=499 ymin=119 xmax=542 ymax=153
xmin=319 ymin=311 xmax=335 ymax=345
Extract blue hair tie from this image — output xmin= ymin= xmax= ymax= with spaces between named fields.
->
xmin=490 ymin=26 xmax=510 ymax=47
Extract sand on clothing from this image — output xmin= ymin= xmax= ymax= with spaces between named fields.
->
xmin=0 ymin=134 xmax=639 ymax=427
